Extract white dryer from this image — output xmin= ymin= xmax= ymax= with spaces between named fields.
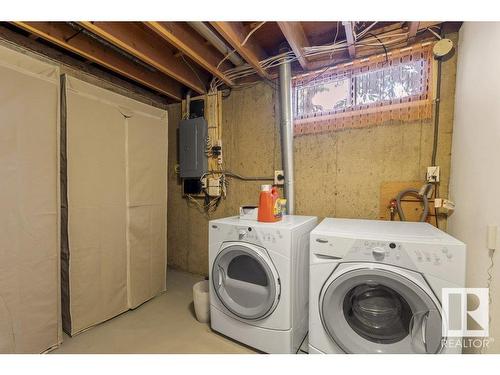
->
xmin=209 ymin=215 xmax=317 ymax=353
xmin=309 ymin=218 xmax=466 ymax=354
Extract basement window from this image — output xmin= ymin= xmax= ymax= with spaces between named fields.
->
xmin=293 ymin=43 xmax=433 ymax=136
xmin=354 ymin=60 xmax=425 ymax=105
xmin=295 ymin=76 xmax=351 ymax=117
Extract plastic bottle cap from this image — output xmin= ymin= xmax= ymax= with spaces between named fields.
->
xmin=261 ymin=184 xmax=271 ymax=191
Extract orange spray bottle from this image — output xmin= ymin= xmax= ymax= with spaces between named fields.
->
xmin=257 ymin=185 xmax=281 ymax=222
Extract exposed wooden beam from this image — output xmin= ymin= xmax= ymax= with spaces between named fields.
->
xmin=11 ymin=22 xmax=183 ymax=101
xmin=308 ymin=22 xmax=446 ymax=70
xmin=0 ymin=25 xmax=171 ymax=106
xmin=342 ymin=21 xmax=356 ymax=58
xmin=408 ymin=22 xmax=420 ymax=43
xmin=79 ymin=22 xmax=207 ymax=94
xmin=277 ymin=22 xmax=310 ymax=70
xmin=210 ymin=22 xmax=270 ymax=80
xmin=144 ymin=22 xmax=234 ymax=87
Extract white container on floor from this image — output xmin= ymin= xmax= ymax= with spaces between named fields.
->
xmin=193 ymin=280 xmax=210 ymax=323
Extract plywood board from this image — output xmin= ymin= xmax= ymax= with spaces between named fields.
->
xmin=379 ymin=181 xmax=436 ymax=225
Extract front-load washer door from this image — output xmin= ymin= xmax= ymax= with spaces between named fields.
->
xmin=320 ymin=265 xmax=443 ymax=354
xmin=212 ymin=242 xmax=280 ymax=321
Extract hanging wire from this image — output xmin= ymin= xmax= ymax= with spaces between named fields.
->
xmin=211 ymin=22 xmax=442 ymax=93
xmin=181 ymin=54 xmax=207 ymax=92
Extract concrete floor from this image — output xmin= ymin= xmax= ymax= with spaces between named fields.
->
xmin=52 ymin=268 xmax=256 ymax=354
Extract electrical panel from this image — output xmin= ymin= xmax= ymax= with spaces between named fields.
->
xmin=179 ymin=117 xmax=208 ymax=178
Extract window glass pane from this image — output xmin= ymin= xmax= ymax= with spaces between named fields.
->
xmin=293 ymin=59 xmax=426 ymax=120
xmin=354 ymin=61 xmax=424 ymax=105
xmin=295 ymin=77 xmax=350 ymax=117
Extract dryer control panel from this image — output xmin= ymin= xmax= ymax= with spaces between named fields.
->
xmin=211 ymin=224 xmax=264 ymax=247
xmin=210 ymin=224 xmax=286 ymax=248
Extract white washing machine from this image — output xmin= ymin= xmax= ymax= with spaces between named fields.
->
xmin=209 ymin=215 xmax=317 ymax=353
xmin=309 ymin=218 xmax=466 ymax=354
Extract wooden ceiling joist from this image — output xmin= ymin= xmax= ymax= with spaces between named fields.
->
xmin=144 ymin=22 xmax=234 ymax=87
xmin=308 ymin=21 xmax=446 ymax=70
xmin=408 ymin=22 xmax=420 ymax=43
xmin=210 ymin=22 xmax=271 ymax=80
xmin=342 ymin=21 xmax=356 ymax=58
xmin=277 ymin=22 xmax=310 ymax=70
xmin=79 ymin=21 xmax=207 ymax=94
xmin=11 ymin=22 xmax=183 ymax=101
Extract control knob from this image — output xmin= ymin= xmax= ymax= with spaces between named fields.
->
xmin=372 ymin=247 xmax=386 ymax=260
xmin=238 ymin=230 xmax=247 ymax=240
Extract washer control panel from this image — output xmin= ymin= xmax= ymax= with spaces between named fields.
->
xmin=412 ymin=246 xmax=454 ymax=265
xmin=355 ymin=240 xmax=405 ymax=263
xmin=344 ymin=239 xmax=457 ymax=271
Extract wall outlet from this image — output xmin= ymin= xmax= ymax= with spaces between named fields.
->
xmin=427 ymin=166 xmax=440 ymax=182
xmin=274 ymin=170 xmax=285 ymax=185
xmin=434 ymin=198 xmax=443 ymax=208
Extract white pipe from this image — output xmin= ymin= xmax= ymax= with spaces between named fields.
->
xmin=279 ymin=54 xmax=295 ymax=214
xmin=188 ymin=22 xmax=244 ymax=66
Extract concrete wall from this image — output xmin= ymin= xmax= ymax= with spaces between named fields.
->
xmin=167 ymin=84 xmax=280 ymax=275
xmin=167 ymin=33 xmax=459 ymax=276
xmin=448 ymin=22 xmax=500 ymax=353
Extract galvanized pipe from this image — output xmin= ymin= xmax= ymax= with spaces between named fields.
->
xmin=279 ymin=54 xmax=295 ymax=214
xmin=187 ymin=22 xmax=244 ymax=66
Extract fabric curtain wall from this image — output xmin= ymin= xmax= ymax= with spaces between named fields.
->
xmin=0 ymin=44 xmax=61 ymax=353
xmin=62 ymin=75 xmax=168 ymax=335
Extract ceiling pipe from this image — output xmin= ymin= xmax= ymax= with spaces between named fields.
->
xmin=278 ymin=45 xmax=295 ymax=215
xmin=187 ymin=22 xmax=244 ymax=66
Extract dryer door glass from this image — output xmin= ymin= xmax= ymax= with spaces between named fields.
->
xmin=321 ymin=268 xmax=443 ymax=354
xmin=212 ymin=244 xmax=279 ymax=320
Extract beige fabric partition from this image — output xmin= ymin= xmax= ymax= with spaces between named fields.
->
xmin=62 ymin=76 xmax=167 ymax=335
xmin=0 ymin=45 xmax=61 ymax=353
xmin=127 ymin=113 xmax=168 ymax=308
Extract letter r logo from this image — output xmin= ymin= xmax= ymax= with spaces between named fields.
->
xmin=442 ymin=288 xmax=489 ymax=337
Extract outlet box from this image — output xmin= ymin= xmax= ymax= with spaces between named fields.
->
xmin=426 ymin=166 xmax=440 ymax=182
xmin=207 ymin=177 xmax=221 ymax=197
xmin=274 ymin=170 xmax=285 ymax=185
